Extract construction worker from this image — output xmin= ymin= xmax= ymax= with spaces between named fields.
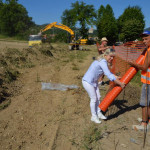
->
xmin=82 ymin=48 xmax=125 ymax=124
xmin=129 ymin=30 xmax=150 ymax=131
xmin=97 ymin=37 xmax=111 ymax=85
xmin=97 ymin=37 xmax=110 ymax=55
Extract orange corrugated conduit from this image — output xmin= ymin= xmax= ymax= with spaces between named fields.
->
xmin=99 ymin=49 xmax=146 ymax=112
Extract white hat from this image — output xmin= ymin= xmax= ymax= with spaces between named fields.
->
xmin=101 ymin=37 xmax=108 ymax=42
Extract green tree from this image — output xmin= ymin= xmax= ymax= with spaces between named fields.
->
xmin=97 ymin=4 xmax=118 ymax=44
xmin=0 ymin=0 xmax=3 ymax=6
xmin=97 ymin=5 xmax=105 ymax=39
xmin=118 ymin=6 xmax=145 ymax=41
xmin=61 ymin=9 xmax=76 ymax=28
xmin=122 ymin=19 xmax=144 ymax=41
xmin=0 ymin=0 xmax=35 ymax=36
xmin=61 ymin=1 xmax=96 ymax=39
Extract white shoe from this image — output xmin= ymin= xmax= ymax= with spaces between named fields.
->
xmin=132 ymin=124 xmax=149 ymax=131
xmin=97 ymin=112 xmax=107 ymax=120
xmin=98 ymin=81 xmax=102 ymax=85
xmin=137 ymin=118 xmax=150 ymax=127
xmin=137 ymin=118 xmax=142 ymax=122
xmin=91 ymin=116 xmax=101 ymax=124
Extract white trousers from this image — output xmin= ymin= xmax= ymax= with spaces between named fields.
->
xmin=82 ymin=80 xmax=101 ymax=117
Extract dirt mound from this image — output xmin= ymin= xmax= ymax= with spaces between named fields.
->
xmin=0 ymin=43 xmax=55 ymax=109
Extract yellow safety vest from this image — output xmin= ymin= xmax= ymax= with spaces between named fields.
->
xmin=141 ymin=47 xmax=150 ymax=84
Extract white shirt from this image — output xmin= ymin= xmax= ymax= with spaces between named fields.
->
xmin=82 ymin=59 xmax=116 ymax=87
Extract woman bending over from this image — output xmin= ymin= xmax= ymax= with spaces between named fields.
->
xmin=82 ymin=48 xmax=125 ymax=124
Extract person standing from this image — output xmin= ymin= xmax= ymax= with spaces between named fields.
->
xmin=97 ymin=37 xmax=110 ymax=55
xmin=97 ymin=37 xmax=109 ymax=84
xmin=129 ymin=31 xmax=150 ymax=131
xmin=82 ymin=48 xmax=125 ymax=124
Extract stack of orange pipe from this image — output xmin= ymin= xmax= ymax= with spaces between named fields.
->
xmin=99 ymin=50 xmax=146 ymax=112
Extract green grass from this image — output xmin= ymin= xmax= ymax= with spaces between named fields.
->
xmin=72 ymin=66 xmax=79 ymax=70
xmin=69 ymin=50 xmax=89 ymax=62
xmin=36 ymin=73 xmax=41 ymax=82
xmin=4 ymin=69 xmax=20 ymax=83
xmin=81 ymin=125 xmax=102 ymax=150
xmin=72 ymin=63 xmax=79 ymax=70
xmin=0 ymin=34 xmax=13 ymax=39
xmin=0 ymin=34 xmax=27 ymax=42
xmin=130 ymin=71 xmax=142 ymax=87
xmin=0 ymin=99 xmax=11 ymax=110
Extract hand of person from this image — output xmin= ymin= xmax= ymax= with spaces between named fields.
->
xmin=120 ymin=83 xmax=125 ymax=89
xmin=114 ymin=75 xmax=121 ymax=80
xmin=128 ymin=60 xmax=136 ymax=66
xmin=114 ymin=75 xmax=125 ymax=88
xmin=114 ymin=77 xmax=125 ymax=89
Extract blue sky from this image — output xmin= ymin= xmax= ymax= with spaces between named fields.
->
xmin=19 ymin=0 xmax=150 ymax=29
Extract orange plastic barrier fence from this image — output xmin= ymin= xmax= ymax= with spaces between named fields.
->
xmin=113 ymin=42 xmax=145 ymax=76
xmin=99 ymin=47 xmax=146 ymax=112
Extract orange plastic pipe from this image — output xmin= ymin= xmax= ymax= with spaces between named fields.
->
xmin=99 ymin=50 xmax=146 ymax=112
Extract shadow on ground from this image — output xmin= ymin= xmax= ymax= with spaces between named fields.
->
xmin=105 ymin=99 xmax=140 ymax=120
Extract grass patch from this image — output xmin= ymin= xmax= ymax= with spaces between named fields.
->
xmin=25 ymin=48 xmax=37 ymax=55
xmin=78 ymin=59 xmax=84 ymax=63
xmin=72 ymin=66 xmax=79 ymax=70
xmin=81 ymin=125 xmax=102 ymax=150
xmin=0 ymin=59 xmax=7 ymax=67
xmin=62 ymin=59 xmax=70 ymax=63
xmin=0 ymin=34 xmax=27 ymax=42
xmin=72 ymin=63 xmax=79 ymax=70
xmin=39 ymin=48 xmax=53 ymax=57
xmin=4 ymin=69 xmax=20 ymax=83
xmin=22 ymin=62 xmax=35 ymax=68
xmin=36 ymin=73 xmax=41 ymax=82
xmin=69 ymin=50 xmax=89 ymax=62
xmin=0 ymin=99 xmax=11 ymax=110
xmin=4 ymin=48 xmax=27 ymax=68
xmin=38 ymin=44 xmax=54 ymax=57
xmin=130 ymin=71 xmax=142 ymax=87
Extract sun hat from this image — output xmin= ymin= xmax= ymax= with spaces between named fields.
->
xmin=141 ymin=30 xmax=150 ymax=37
xmin=101 ymin=37 xmax=108 ymax=42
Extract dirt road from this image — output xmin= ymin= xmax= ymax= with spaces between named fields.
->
xmin=0 ymin=42 xmax=150 ymax=150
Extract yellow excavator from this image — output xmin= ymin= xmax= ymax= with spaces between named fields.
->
xmin=28 ymin=22 xmax=87 ymax=50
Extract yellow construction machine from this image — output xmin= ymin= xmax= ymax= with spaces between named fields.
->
xmin=29 ymin=22 xmax=57 ymax=47
xmin=28 ymin=34 xmax=42 ymax=47
xmin=28 ymin=22 xmax=87 ymax=50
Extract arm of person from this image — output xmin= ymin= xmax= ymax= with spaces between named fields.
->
xmin=98 ymin=46 xmax=110 ymax=53
xmin=114 ymin=78 xmax=125 ymax=89
xmin=100 ymin=60 xmax=125 ymax=88
xmin=128 ymin=50 xmax=150 ymax=71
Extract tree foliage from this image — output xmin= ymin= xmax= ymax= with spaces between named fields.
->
xmin=61 ymin=1 xmax=96 ymax=39
xmin=0 ymin=0 xmax=146 ymax=43
xmin=0 ymin=0 xmax=35 ymax=36
xmin=118 ymin=6 xmax=145 ymax=41
xmin=97 ymin=4 xmax=118 ymax=44
xmin=61 ymin=9 xmax=76 ymax=29
xmin=121 ymin=19 xmax=144 ymax=41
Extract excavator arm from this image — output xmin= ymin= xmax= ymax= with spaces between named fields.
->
xmin=40 ymin=22 xmax=57 ymax=33
xmin=40 ymin=22 xmax=74 ymax=39
xmin=54 ymin=23 xmax=74 ymax=39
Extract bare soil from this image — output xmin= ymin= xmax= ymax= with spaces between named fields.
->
xmin=0 ymin=41 xmax=150 ymax=150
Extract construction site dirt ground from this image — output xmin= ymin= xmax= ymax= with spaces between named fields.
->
xmin=0 ymin=41 xmax=150 ymax=150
